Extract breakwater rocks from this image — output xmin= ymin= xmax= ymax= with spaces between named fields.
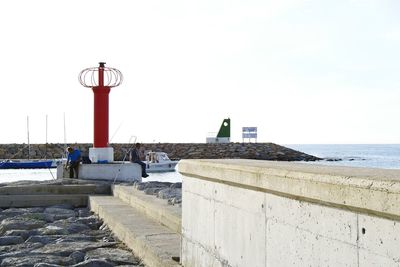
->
xmin=133 ymin=181 xmax=182 ymax=206
xmin=0 ymin=204 xmax=144 ymax=266
xmin=0 ymin=143 xmax=320 ymax=162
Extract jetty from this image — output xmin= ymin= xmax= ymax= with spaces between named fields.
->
xmin=0 ymin=142 xmax=321 ymax=162
xmin=0 ymin=159 xmax=400 ymax=266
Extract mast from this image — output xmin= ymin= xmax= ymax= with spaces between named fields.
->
xmin=27 ymin=116 xmax=30 ymax=160
xmin=45 ymin=114 xmax=48 ymax=159
xmin=63 ymin=112 xmax=67 ymax=158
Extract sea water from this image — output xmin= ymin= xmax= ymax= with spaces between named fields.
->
xmin=0 ymin=167 xmax=183 ymax=184
xmin=1 ymin=144 xmax=400 ymax=183
xmin=286 ymin=144 xmax=400 ymax=169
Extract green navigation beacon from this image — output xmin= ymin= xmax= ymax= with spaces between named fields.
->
xmin=217 ymin=118 xmax=230 ymax=138
xmin=206 ymin=118 xmax=231 ymax=143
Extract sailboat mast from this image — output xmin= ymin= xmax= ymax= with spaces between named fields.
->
xmin=27 ymin=116 xmax=30 ymax=160
xmin=63 ymin=112 xmax=67 ymax=158
xmin=45 ymin=114 xmax=48 ymax=159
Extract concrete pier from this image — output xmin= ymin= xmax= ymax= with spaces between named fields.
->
xmin=179 ymin=159 xmax=400 ymax=267
xmin=57 ymin=162 xmax=142 ymax=182
xmin=3 ymin=160 xmax=400 ymax=266
xmin=0 ymin=181 xmax=111 ymax=208
xmin=89 ymin=185 xmax=182 ymax=267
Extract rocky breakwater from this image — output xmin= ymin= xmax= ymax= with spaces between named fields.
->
xmin=133 ymin=181 xmax=182 ymax=206
xmin=0 ymin=143 xmax=320 ymax=162
xmin=0 ymin=205 xmax=144 ymax=266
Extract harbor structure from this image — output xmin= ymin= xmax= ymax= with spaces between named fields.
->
xmin=79 ymin=62 xmax=123 ymax=163
xmin=206 ymin=118 xmax=231 ymax=143
xmin=56 ymin=63 xmax=141 ymax=181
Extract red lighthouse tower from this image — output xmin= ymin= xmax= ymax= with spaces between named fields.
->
xmin=79 ymin=62 xmax=123 ymax=162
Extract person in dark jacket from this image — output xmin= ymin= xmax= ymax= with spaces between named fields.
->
xmin=130 ymin=143 xmax=149 ymax=178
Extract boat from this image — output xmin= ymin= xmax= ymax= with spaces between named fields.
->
xmin=0 ymin=116 xmax=58 ymax=170
xmin=0 ymin=159 xmax=54 ymax=169
xmin=144 ymin=151 xmax=179 ymax=173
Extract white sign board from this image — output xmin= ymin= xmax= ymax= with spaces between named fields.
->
xmin=242 ymin=127 xmax=257 ymax=139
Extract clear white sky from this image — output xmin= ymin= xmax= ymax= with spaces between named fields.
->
xmin=1 ymin=0 xmax=399 ymax=145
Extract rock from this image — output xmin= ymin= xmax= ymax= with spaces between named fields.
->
xmin=37 ymin=225 xmax=69 ymax=236
xmin=77 ymin=208 xmax=92 ymax=218
xmin=157 ymin=188 xmax=181 ymax=200
xmin=325 ymin=158 xmax=342 ymax=162
xmin=83 ymin=229 xmax=110 ymax=240
xmin=1 ymin=207 xmax=45 ymax=217
xmin=134 ymin=181 xmax=172 ymax=191
xmin=19 ymin=212 xmax=55 ymax=222
xmin=54 ymin=234 xmax=98 ymax=243
xmin=0 ymin=205 xmax=139 ymax=267
xmin=168 ymin=195 xmax=182 ymax=205
xmin=102 ymin=236 xmax=116 ymax=243
xmin=44 ymin=208 xmax=76 ymax=220
xmin=0 ymin=218 xmax=46 ymax=234
xmin=31 ymin=241 xmax=117 ymax=256
xmin=99 ymin=224 xmax=109 ymax=231
xmin=0 ymin=235 xmax=24 ymax=246
xmin=72 ymin=259 xmax=114 ymax=267
xmin=66 ymin=223 xmax=91 ymax=234
xmin=25 ymin=235 xmax=60 ymax=244
xmin=3 ymin=229 xmax=30 ymax=240
xmin=75 ymin=216 xmax=102 ymax=230
xmin=69 ymin=251 xmax=86 ymax=264
xmin=170 ymin=182 xmax=182 ymax=189
xmin=144 ymin=187 xmax=162 ymax=195
xmin=0 ymin=242 xmax=43 ymax=259
xmin=0 ymin=255 xmax=74 ymax=266
xmin=34 ymin=263 xmax=63 ymax=267
xmin=85 ymin=247 xmax=140 ymax=265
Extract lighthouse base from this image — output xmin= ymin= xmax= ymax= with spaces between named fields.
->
xmin=89 ymin=147 xmax=114 ymax=163
xmin=57 ymin=162 xmax=142 ymax=182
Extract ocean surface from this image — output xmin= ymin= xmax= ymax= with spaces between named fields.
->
xmin=286 ymin=144 xmax=400 ymax=170
xmin=1 ymin=144 xmax=400 ymax=183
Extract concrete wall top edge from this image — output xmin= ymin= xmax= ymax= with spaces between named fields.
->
xmin=178 ymin=159 xmax=400 ymax=219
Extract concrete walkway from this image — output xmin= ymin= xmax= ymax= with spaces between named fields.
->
xmin=89 ymin=186 xmax=182 ymax=267
xmin=0 ymin=182 xmax=111 ymax=208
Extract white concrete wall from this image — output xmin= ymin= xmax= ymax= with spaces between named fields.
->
xmin=179 ymin=159 xmax=400 ymax=267
xmin=57 ymin=162 xmax=142 ymax=182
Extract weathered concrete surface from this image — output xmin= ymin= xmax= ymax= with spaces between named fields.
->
xmin=0 ymin=184 xmax=110 ymax=195
xmin=179 ymin=159 xmax=400 ymax=267
xmin=89 ymin=195 xmax=181 ymax=267
xmin=179 ymin=159 xmax=400 ymax=220
xmin=0 ymin=194 xmax=88 ymax=208
xmin=57 ymin=163 xmax=142 ymax=182
xmin=0 ymin=181 xmax=111 ymax=208
xmin=112 ymin=185 xmax=181 ymax=233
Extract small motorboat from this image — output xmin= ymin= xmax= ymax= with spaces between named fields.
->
xmin=0 ymin=159 xmax=54 ymax=169
xmin=144 ymin=151 xmax=179 ymax=173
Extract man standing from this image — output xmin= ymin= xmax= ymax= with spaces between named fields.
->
xmin=130 ymin=143 xmax=149 ymax=178
xmin=66 ymin=146 xmax=82 ymax=178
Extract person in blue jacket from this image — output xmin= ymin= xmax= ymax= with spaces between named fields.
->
xmin=66 ymin=146 xmax=82 ymax=178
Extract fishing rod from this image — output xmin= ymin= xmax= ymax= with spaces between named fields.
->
xmin=113 ymin=135 xmax=137 ymax=184
xmin=109 ymin=121 xmax=124 ymax=144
